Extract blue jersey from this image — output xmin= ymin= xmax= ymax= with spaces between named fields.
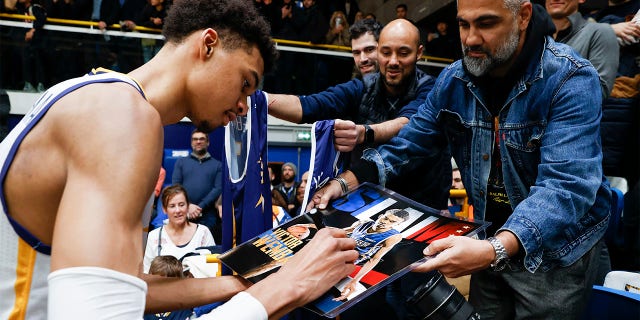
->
xmin=300 ymin=120 xmax=343 ymax=210
xmin=350 ymin=220 xmax=399 ymax=265
xmin=221 ymin=91 xmax=272 ymax=259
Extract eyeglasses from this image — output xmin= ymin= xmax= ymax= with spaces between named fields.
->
xmin=191 ymin=137 xmax=207 ymax=142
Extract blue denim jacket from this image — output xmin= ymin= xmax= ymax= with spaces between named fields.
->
xmin=363 ymin=36 xmax=611 ymax=273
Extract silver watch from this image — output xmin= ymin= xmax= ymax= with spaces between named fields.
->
xmin=487 ymin=237 xmax=509 ymax=271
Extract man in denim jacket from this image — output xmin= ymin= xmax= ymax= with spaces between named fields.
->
xmin=311 ymin=0 xmax=611 ymax=318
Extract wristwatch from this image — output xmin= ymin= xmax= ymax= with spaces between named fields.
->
xmin=363 ymin=124 xmax=375 ymax=145
xmin=487 ymin=237 xmax=509 ymax=271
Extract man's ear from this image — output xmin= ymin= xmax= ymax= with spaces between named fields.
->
xmin=201 ymin=28 xmax=219 ymax=57
xmin=518 ymin=1 xmax=533 ymax=32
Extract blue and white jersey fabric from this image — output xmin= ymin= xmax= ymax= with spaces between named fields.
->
xmin=0 ymin=69 xmax=145 ymax=319
xmin=349 ymin=220 xmax=399 ymax=265
xmin=300 ymin=120 xmax=343 ymax=211
xmin=221 ymin=90 xmax=272 ymax=257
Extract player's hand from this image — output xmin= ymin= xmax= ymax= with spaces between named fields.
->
xmin=412 ymin=236 xmax=494 ymax=278
xmin=253 ymin=228 xmax=357 ymax=310
xmin=333 ymin=119 xmax=359 ymax=152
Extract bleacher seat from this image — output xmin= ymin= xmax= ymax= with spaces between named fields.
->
xmin=581 ymin=285 xmax=640 ymax=319
xmin=162 ymin=149 xmax=190 ymax=188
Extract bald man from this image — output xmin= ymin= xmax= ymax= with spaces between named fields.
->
xmin=267 ymin=18 xmax=450 ymax=211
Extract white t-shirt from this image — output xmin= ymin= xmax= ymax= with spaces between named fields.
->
xmin=143 ymin=224 xmax=215 ymax=273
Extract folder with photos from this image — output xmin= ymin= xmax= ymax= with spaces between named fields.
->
xmin=218 ymin=183 xmax=490 ymax=317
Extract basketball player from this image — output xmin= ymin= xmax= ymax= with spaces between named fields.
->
xmin=0 ymin=0 xmax=356 ymax=319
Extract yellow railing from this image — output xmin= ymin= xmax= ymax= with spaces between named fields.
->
xmin=449 ymin=188 xmax=472 ymax=219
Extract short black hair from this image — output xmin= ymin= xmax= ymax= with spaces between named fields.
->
xmin=396 ymin=3 xmax=408 ymax=11
xmin=349 ymin=18 xmax=383 ymax=42
xmin=163 ymin=0 xmax=278 ymax=73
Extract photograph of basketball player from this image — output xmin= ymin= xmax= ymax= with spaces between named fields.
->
xmin=334 ymin=208 xmax=409 ymax=301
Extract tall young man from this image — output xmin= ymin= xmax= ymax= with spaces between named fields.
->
xmin=0 ymin=0 xmax=357 ymax=318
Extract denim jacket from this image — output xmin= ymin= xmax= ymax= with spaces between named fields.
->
xmin=363 ymin=36 xmax=611 ymax=273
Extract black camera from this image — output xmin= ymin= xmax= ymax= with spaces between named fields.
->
xmin=407 ymin=271 xmax=481 ymax=320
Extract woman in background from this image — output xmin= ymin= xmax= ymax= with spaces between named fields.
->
xmin=143 ymin=184 xmax=215 ymax=273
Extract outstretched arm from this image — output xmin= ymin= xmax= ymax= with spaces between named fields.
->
xmin=267 ymin=93 xmax=303 ymax=123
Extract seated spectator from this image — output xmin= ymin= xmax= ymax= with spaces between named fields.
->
xmin=143 ymin=184 xmax=215 ymax=273
xmin=143 ymin=256 xmax=193 ymax=320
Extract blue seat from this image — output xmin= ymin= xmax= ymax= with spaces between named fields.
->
xmin=581 ymin=285 xmax=640 ymax=319
xmin=605 ymin=187 xmax=625 ymax=248
xmin=162 ymin=148 xmax=190 ymax=188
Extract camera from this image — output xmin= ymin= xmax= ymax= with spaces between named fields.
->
xmin=407 ymin=271 xmax=481 ymax=320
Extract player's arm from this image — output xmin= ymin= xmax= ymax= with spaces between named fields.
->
xmin=143 ymin=274 xmax=252 ymax=312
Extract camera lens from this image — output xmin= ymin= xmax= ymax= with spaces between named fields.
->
xmin=407 ymin=271 xmax=481 ymax=320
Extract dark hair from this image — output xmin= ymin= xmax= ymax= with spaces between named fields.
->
xmin=396 ymin=3 xmax=408 ymax=11
xmin=191 ymin=129 xmax=209 ymax=142
xmin=349 ymin=18 xmax=383 ymax=42
xmin=163 ymin=0 xmax=278 ymax=73
xmin=386 ymin=208 xmax=409 ymax=221
xmin=161 ymin=184 xmax=190 ymax=210
xmin=149 ymin=255 xmax=184 ymax=277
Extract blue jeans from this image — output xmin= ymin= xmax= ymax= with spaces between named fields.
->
xmin=469 ymin=241 xmax=602 ymax=320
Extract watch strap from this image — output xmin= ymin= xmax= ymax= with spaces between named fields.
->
xmin=487 ymin=236 xmax=509 ymax=271
xmin=363 ymin=124 xmax=374 ymax=144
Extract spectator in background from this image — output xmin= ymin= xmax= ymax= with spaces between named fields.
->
xmin=450 ymin=162 xmax=465 ymax=207
xmin=143 ymin=185 xmax=215 ymax=274
xmin=395 ymin=3 xmax=408 ymax=19
xmin=326 ymin=10 xmax=350 ymax=46
xmin=172 ymin=129 xmax=223 ymax=243
xmin=143 ymin=256 xmax=194 ymax=320
xmin=353 ymin=10 xmax=364 ymax=23
xmin=326 ymin=10 xmax=353 ymax=86
xmin=291 ymin=170 xmax=309 ymax=217
xmin=349 ymin=18 xmax=383 ymax=79
xmin=292 ymin=0 xmax=330 ymax=93
xmin=546 ymin=0 xmax=618 ymax=98
xmin=137 ymin=0 xmax=167 ymax=63
xmin=425 ymin=21 xmax=462 ymax=61
xmin=116 ymin=0 xmax=146 ymax=73
xmin=364 ymin=12 xmax=376 ymax=21
xmin=19 ymin=0 xmax=47 ymax=92
xmin=274 ymin=162 xmax=300 ymax=213
xmin=261 ymin=0 xmax=297 ymax=94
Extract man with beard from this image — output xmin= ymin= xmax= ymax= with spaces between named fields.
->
xmin=349 ymin=18 xmax=383 ymax=78
xmin=172 ymin=129 xmax=223 ymax=243
xmin=310 ymin=0 xmax=611 ymax=318
xmin=273 ymin=162 xmax=300 ymax=213
xmin=267 ymin=19 xmax=450 ymax=211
